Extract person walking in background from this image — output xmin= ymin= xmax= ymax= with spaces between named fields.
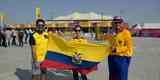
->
xmin=1 ymin=29 xmax=7 ymax=47
xmin=11 ymin=29 xmax=17 ymax=46
xmin=29 ymin=28 xmax=34 ymax=35
xmin=29 ymin=19 xmax=48 ymax=80
xmin=5 ymin=28 xmax=12 ymax=47
xmin=108 ymin=17 xmax=133 ymax=80
xmin=24 ymin=29 xmax=29 ymax=44
xmin=18 ymin=29 xmax=24 ymax=47
xmin=0 ymin=29 xmax=3 ymax=47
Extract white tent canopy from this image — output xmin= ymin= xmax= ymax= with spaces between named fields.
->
xmin=54 ymin=12 xmax=113 ymax=20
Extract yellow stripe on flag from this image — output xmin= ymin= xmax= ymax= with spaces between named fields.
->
xmin=47 ymin=33 xmax=110 ymax=62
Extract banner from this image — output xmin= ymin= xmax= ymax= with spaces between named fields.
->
xmin=41 ymin=33 xmax=110 ymax=74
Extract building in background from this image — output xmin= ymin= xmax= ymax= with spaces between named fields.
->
xmin=131 ymin=23 xmax=160 ymax=37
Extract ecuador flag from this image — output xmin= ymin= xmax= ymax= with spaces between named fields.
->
xmin=41 ymin=33 xmax=110 ymax=74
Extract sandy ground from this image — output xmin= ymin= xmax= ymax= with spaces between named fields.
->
xmin=0 ymin=37 xmax=160 ymax=80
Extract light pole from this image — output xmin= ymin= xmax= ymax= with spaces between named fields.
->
xmin=0 ymin=13 xmax=5 ymax=29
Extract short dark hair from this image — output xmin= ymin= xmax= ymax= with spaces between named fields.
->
xmin=36 ymin=19 xmax=45 ymax=26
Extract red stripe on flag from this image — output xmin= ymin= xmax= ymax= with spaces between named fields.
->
xmin=41 ymin=60 xmax=75 ymax=70
xmin=41 ymin=60 xmax=98 ymax=74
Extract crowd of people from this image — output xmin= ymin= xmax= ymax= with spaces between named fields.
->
xmin=0 ymin=28 xmax=34 ymax=47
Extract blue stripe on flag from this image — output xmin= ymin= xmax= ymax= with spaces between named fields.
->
xmin=46 ymin=51 xmax=99 ymax=68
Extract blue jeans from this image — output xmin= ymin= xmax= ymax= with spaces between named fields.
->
xmin=108 ymin=55 xmax=131 ymax=80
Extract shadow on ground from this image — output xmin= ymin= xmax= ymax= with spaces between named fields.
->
xmin=15 ymin=68 xmax=74 ymax=80
xmin=14 ymin=68 xmax=32 ymax=80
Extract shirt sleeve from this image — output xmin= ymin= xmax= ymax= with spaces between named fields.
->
xmin=29 ymin=34 xmax=35 ymax=46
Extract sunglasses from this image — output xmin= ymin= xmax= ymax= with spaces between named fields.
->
xmin=75 ymin=30 xmax=80 ymax=32
xmin=37 ymin=24 xmax=45 ymax=27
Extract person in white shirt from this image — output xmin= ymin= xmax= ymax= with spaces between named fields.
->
xmin=5 ymin=28 xmax=12 ymax=47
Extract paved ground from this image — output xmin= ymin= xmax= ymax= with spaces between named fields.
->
xmin=0 ymin=37 xmax=160 ymax=80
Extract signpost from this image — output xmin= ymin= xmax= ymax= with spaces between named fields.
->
xmin=35 ymin=8 xmax=41 ymax=19
xmin=0 ymin=13 xmax=4 ymax=29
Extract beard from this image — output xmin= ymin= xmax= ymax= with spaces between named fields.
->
xmin=36 ymin=27 xmax=44 ymax=34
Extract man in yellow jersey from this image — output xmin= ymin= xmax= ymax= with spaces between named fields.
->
xmin=108 ymin=16 xmax=133 ymax=80
xmin=29 ymin=19 xmax=48 ymax=80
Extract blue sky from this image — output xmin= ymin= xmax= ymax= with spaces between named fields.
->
xmin=0 ymin=0 xmax=160 ymax=24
